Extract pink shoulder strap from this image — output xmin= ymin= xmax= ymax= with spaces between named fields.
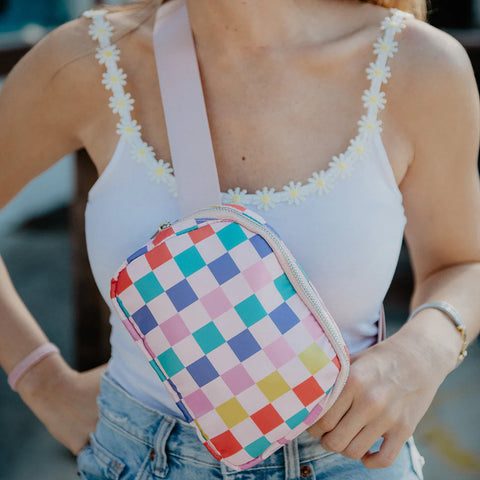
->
xmin=153 ymin=0 xmax=222 ymax=217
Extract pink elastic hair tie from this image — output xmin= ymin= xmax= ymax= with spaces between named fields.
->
xmin=8 ymin=342 xmax=60 ymax=391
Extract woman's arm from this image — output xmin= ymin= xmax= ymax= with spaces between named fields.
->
xmin=0 ymin=16 xmax=107 ymax=454
xmin=307 ymin=19 xmax=480 ymax=468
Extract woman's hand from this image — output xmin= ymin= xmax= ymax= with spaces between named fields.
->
xmin=16 ymin=354 xmax=107 ymax=455
xmin=306 ymin=327 xmax=453 ymax=469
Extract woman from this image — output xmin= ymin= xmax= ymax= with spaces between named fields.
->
xmin=0 ymin=0 xmax=479 ymax=478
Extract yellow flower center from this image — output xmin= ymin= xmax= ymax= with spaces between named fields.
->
xmin=381 ymin=44 xmax=390 ymax=51
xmin=369 ymin=95 xmax=378 ymax=103
xmin=356 ymin=145 xmax=364 ymax=153
xmin=262 ymin=195 xmax=270 ymax=204
xmin=232 ymin=194 xmax=241 ymax=203
xmin=338 ymin=162 xmax=346 ymax=170
xmin=117 ymin=99 xmax=125 ymax=107
xmin=138 ymin=149 xmax=146 ymax=156
xmin=317 ymin=178 xmax=325 ymax=187
xmin=97 ymin=27 xmax=105 ymax=35
xmin=374 ymin=69 xmax=383 ymax=76
xmin=156 ymin=167 xmax=164 ymax=176
xmin=103 ymin=51 xmax=112 ymax=58
xmin=111 ymin=75 xmax=118 ymax=83
xmin=290 ymin=189 xmax=298 ymax=197
xmin=125 ymin=126 xmax=133 ymax=134
xmin=389 ymin=21 xmax=399 ymax=28
xmin=366 ymin=123 xmax=374 ymax=130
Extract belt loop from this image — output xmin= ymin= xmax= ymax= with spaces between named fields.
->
xmin=284 ymin=438 xmax=300 ymax=480
xmin=151 ymin=417 xmax=177 ymax=478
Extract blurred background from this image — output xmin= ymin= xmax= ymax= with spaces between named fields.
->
xmin=0 ymin=0 xmax=479 ymax=479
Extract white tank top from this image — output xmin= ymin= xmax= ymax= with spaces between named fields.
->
xmin=82 ymin=0 xmax=411 ymax=417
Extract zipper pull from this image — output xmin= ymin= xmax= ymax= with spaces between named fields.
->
xmin=159 ymin=221 xmax=171 ymax=231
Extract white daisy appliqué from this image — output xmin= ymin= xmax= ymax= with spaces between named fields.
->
xmin=358 ymin=115 xmax=383 ymax=134
xmin=366 ymin=62 xmax=391 ymax=84
xmin=116 ymin=118 xmax=141 ymax=137
xmin=308 ymin=170 xmax=334 ymax=196
xmin=88 ymin=19 xmax=113 ymax=42
xmin=373 ymin=38 xmax=399 ymax=58
xmin=146 ymin=159 xmax=174 ymax=184
xmin=108 ymin=92 xmax=134 ymax=115
xmin=225 ymin=187 xmax=248 ymax=204
xmin=84 ymin=6 xmax=409 ymax=209
xmin=329 ymin=154 xmax=354 ymax=179
xmin=362 ymin=88 xmax=387 ymax=110
xmin=283 ymin=181 xmax=307 ymax=205
xmin=95 ymin=45 xmax=120 ymax=65
xmin=102 ymin=67 xmax=127 ymax=90
xmin=253 ymin=187 xmax=279 ymax=211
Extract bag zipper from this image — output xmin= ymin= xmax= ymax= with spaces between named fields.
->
xmin=161 ymin=205 xmax=350 ymax=406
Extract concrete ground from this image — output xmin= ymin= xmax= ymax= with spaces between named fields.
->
xmin=0 ymin=209 xmax=479 ymax=480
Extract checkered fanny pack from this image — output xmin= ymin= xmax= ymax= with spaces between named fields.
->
xmin=108 ymin=1 xmax=364 ymax=470
xmin=110 ymin=203 xmax=350 ymax=470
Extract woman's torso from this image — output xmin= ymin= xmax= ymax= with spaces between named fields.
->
xmin=81 ymin=0 xmax=412 ymax=416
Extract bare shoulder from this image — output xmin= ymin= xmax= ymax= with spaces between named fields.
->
xmin=389 ymin=15 xmax=479 ymax=145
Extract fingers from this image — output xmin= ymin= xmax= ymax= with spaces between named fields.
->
xmin=361 ymin=433 xmax=407 ymax=469
xmin=306 ymin=387 xmax=353 ymax=438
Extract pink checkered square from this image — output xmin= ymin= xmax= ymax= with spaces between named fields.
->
xmin=184 ymin=389 xmax=214 ymax=418
xmin=263 ymin=337 xmax=296 ymax=369
xmin=201 ymin=287 xmax=232 ymax=319
xmin=221 ymin=364 xmax=255 ymax=396
xmin=160 ymin=313 xmax=190 ymax=345
xmin=242 ymin=260 xmax=272 ymax=292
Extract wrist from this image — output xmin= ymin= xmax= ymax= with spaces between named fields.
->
xmin=16 ymin=351 xmax=77 ymax=403
xmin=392 ymin=309 xmax=462 ymax=377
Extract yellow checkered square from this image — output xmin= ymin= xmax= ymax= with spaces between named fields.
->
xmin=216 ymin=398 xmax=249 ymax=429
xmin=257 ymin=371 xmax=290 ymax=402
xmin=298 ymin=343 xmax=330 ymax=375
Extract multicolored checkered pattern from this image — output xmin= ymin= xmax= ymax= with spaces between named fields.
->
xmin=110 ymin=204 xmax=348 ymax=470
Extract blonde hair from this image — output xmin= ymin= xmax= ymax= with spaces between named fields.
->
xmin=103 ymin=0 xmax=428 ymax=21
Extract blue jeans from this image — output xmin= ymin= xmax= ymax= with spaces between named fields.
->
xmin=76 ymin=370 xmax=425 ymax=480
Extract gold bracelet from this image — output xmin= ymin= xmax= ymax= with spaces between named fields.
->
xmin=406 ymin=301 xmax=468 ymax=366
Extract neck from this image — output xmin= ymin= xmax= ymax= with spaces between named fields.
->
xmin=185 ymin=0 xmax=326 ymax=55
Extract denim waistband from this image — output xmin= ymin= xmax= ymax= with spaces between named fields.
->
xmin=96 ymin=370 xmax=337 ymax=478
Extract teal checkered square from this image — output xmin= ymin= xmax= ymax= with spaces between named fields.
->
xmin=135 ymin=272 xmax=164 ymax=303
xmin=149 ymin=359 xmax=167 ymax=381
xmin=274 ymin=273 xmax=296 ymax=301
xmin=157 ymin=348 xmax=184 ymax=377
xmin=245 ymin=436 xmax=271 ymax=458
xmin=217 ymin=223 xmax=248 ymax=250
xmin=174 ymin=246 xmax=206 ymax=277
xmin=234 ymin=294 xmax=267 ymax=327
xmin=286 ymin=408 xmax=309 ymax=429
xmin=193 ymin=322 xmax=225 ymax=354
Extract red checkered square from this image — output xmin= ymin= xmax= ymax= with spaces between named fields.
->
xmin=210 ymin=430 xmax=243 ymax=457
xmin=251 ymin=404 xmax=283 ymax=434
xmin=146 ymin=242 xmax=173 ymax=270
xmin=293 ymin=377 xmax=325 ymax=407
xmin=189 ymin=224 xmax=215 ymax=244
xmin=113 ymin=268 xmax=132 ymax=296
xmin=152 ymin=226 xmax=174 ymax=246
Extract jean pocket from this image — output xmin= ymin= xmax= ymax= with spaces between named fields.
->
xmin=76 ymin=432 xmax=127 ymax=480
xmin=406 ymin=436 xmax=426 ymax=480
